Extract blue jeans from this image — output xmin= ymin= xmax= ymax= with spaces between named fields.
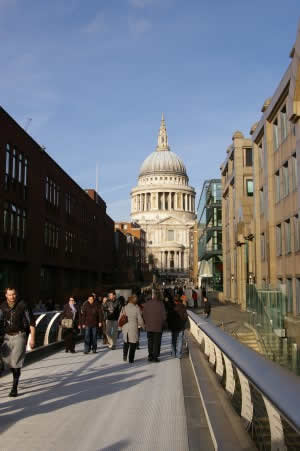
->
xmin=84 ymin=327 xmax=97 ymax=352
xmin=171 ymin=330 xmax=184 ymax=358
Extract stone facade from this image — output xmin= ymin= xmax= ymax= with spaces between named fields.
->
xmin=250 ymin=29 xmax=300 ymax=320
xmin=221 ymin=132 xmax=254 ymax=309
xmin=131 ymin=115 xmax=196 ymax=277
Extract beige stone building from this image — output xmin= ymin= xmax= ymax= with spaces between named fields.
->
xmin=220 ymin=22 xmax=300 ymax=342
xmin=221 ymin=132 xmax=254 ymax=309
xmin=131 ymin=115 xmax=196 ymax=279
xmin=250 ymin=26 xmax=300 ymax=329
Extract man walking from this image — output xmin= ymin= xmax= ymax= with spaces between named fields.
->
xmin=143 ymin=295 xmax=166 ymax=362
xmin=203 ymin=296 xmax=211 ymax=319
xmin=168 ymin=296 xmax=187 ymax=359
xmin=192 ymin=289 xmax=198 ymax=309
xmin=0 ymin=287 xmax=36 ymax=397
xmin=81 ymin=294 xmax=103 ymax=354
xmin=103 ymin=291 xmax=121 ymax=349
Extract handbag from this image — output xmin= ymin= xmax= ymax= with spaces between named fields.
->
xmin=118 ymin=308 xmax=128 ymax=328
xmin=61 ymin=318 xmax=74 ymax=329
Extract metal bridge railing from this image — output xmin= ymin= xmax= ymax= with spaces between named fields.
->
xmin=188 ymin=310 xmax=300 ymax=451
xmin=26 ymin=311 xmax=64 ymax=351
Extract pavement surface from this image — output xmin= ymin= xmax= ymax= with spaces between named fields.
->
xmin=194 ymin=296 xmax=250 ymax=334
xmin=0 ymin=333 xmax=189 ymax=451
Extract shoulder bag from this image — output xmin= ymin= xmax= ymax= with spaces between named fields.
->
xmin=118 ymin=307 xmax=128 ymax=328
xmin=61 ymin=318 xmax=74 ymax=329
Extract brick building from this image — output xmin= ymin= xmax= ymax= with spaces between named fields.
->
xmin=114 ymin=222 xmax=147 ymax=281
xmin=0 ymin=106 xmax=115 ymax=306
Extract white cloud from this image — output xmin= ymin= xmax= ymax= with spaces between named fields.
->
xmin=128 ymin=17 xmax=151 ymax=34
xmin=82 ymin=12 xmax=107 ymax=34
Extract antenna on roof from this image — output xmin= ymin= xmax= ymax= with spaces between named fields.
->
xmin=96 ymin=164 xmax=99 ymax=194
xmin=24 ymin=118 xmax=32 ymax=132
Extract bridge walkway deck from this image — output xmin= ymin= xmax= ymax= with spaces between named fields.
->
xmin=0 ymin=333 xmax=193 ymax=451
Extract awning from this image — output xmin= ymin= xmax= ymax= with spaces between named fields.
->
xmin=198 ymin=260 xmax=213 ymax=278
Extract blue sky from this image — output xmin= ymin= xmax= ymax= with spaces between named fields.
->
xmin=1 ymin=0 xmax=299 ymax=220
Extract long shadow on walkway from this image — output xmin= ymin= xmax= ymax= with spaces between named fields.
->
xmin=0 ymin=346 xmax=153 ymax=435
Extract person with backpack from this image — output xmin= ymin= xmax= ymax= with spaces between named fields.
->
xmin=0 ymin=287 xmax=36 ymax=397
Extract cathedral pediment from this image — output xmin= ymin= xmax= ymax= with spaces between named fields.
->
xmin=156 ymin=216 xmax=186 ymax=226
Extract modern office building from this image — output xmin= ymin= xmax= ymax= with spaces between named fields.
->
xmin=197 ymin=179 xmax=223 ymax=292
xmin=0 ymin=106 xmax=115 ymax=306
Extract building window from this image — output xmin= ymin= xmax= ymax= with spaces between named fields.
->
xmin=282 ymin=162 xmax=289 ymax=197
xmin=3 ymin=202 xmax=9 ymax=234
xmin=45 ymin=177 xmax=49 ymax=200
xmin=294 ymin=215 xmax=300 ymax=252
xmin=167 ymin=230 xmax=174 ymax=241
xmin=246 ymin=179 xmax=253 ymax=196
xmin=273 ymin=119 xmax=279 ymax=150
xmin=245 ymin=148 xmax=253 ymax=167
xmin=260 ymin=233 xmax=265 ymax=261
xmin=285 ymin=219 xmax=291 ymax=254
xmin=259 ymin=188 xmax=264 ymax=211
xmin=275 ymin=170 xmax=280 ymax=203
xmin=258 ymin=142 xmax=263 ymax=169
xmin=296 ymin=278 xmax=300 ymax=314
xmin=65 ymin=231 xmax=75 ymax=254
xmin=12 ymin=148 xmax=17 ymax=179
xmin=276 ymin=224 xmax=282 ymax=256
xmin=280 ymin=106 xmax=288 ymax=142
xmin=2 ymin=202 xmax=26 ymax=251
xmin=292 ymin=153 xmax=298 ymax=191
xmin=286 ymin=278 xmax=293 ymax=313
xmin=45 ymin=176 xmax=60 ymax=207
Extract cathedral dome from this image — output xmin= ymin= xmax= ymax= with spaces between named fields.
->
xmin=138 ymin=113 xmax=187 ymax=178
xmin=139 ymin=150 xmax=187 ymax=177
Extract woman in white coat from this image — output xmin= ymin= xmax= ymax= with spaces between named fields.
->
xmin=120 ymin=295 xmax=144 ymax=364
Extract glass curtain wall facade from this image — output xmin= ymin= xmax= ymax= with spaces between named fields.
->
xmin=197 ymin=179 xmax=223 ymax=291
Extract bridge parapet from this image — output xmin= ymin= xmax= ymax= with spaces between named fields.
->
xmin=26 ymin=311 xmax=63 ymax=351
xmin=188 ymin=310 xmax=300 ymax=451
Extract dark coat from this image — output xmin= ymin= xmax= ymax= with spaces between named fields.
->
xmin=142 ymin=298 xmax=167 ymax=333
xmin=103 ymin=299 xmax=122 ymax=321
xmin=168 ymin=302 xmax=188 ymax=332
xmin=81 ymin=301 xmax=103 ymax=327
xmin=61 ymin=304 xmax=80 ymax=329
xmin=204 ymin=300 xmax=211 ymax=317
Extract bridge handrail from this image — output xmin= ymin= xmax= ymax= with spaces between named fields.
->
xmin=188 ymin=310 xmax=300 ymax=434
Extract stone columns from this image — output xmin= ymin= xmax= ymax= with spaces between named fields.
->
xmin=164 ymin=251 xmax=168 ymax=268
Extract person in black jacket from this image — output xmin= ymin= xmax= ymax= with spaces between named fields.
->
xmin=81 ymin=295 xmax=103 ymax=354
xmin=168 ymin=296 xmax=187 ymax=359
xmin=203 ymin=296 xmax=211 ymax=318
xmin=0 ymin=287 xmax=36 ymax=397
xmin=61 ymin=297 xmax=80 ymax=353
xmin=102 ymin=291 xmax=121 ymax=349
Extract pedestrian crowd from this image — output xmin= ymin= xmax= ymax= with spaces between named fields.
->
xmin=0 ymin=285 xmax=210 ymax=397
